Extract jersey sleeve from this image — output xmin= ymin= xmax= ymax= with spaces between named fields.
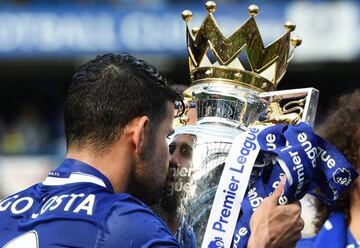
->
xmin=96 ymin=194 xmax=180 ymax=248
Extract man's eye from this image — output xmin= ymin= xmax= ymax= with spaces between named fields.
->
xmin=180 ymin=143 xmax=193 ymax=158
xmin=169 ymin=142 xmax=176 ymax=155
xmin=167 ymin=130 xmax=175 ymax=139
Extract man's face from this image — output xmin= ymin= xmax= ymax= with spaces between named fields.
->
xmin=160 ymin=134 xmax=196 ymax=212
xmin=132 ymin=102 xmax=175 ymax=205
xmin=168 ymin=134 xmax=195 ymax=174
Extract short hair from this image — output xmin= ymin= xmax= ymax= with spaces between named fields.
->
xmin=64 ymin=53 xmax=181 ymax=149
xmin=314 ymin=89 xmax=360 ymax=231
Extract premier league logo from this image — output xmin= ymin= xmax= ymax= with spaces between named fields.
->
xmin=333 ymin=168 xmax=352 ymax=186
xmin=208 ymin=237 xmax=225 ymax=248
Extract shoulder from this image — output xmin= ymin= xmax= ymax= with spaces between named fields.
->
xmin=97 ymin=193 xmax=180 ymax=247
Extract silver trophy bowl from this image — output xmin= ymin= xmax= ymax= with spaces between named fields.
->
xmin=173 ymin=82 xmax=266 ymax=246
xmin=166 ymin=82 xmax=318 ymax=247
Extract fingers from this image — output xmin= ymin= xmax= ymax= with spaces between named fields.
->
xmin=269 ymin=176 xmax=286 ymax=205
xmin=298 ymin=216 xmax=305 ymax=231
xmin=280 ymin=200 xmax=302 ymax=221
xmin=288 ymin=200 xmax=302 ymax=216
xmin=285 ymin=203 xmax=304 ymax=232
xmin=293 ymin=200 xmax=302 ymax=211
xmin=287 ymin=219 xmax=304 ymax=248
xmin=249 ymin=195 xmax=304 ymax=248
xmin=287 ymin=232 xmax=302 ymax=248
xmin=276 ymin=215 xmax=304 ymax=248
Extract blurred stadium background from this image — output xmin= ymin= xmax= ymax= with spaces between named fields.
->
xmin=0 ymin=0 xmax=359 ymax=198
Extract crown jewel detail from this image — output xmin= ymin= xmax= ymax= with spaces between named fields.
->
xmin=182 ymin=2 xmax=302 ymax=92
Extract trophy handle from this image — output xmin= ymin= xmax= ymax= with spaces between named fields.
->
xmin=259 ymin=87 xmax=319 ymax=127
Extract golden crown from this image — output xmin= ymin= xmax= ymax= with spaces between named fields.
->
xmin=181 ymin=1 xmax=302 ymax=92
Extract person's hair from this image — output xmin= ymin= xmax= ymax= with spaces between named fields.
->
xmin=313 ymin=89 xmax=360 ymax=232
xmin=64 ymin=53 xmax=182 ymax=150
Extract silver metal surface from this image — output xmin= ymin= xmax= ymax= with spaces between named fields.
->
xmin=171 ymin=84 xmax=319 ymax=246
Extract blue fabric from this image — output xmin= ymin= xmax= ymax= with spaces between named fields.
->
xmin=297 ymin=212 xmax=360 ymax=248
xmin=231 ymin=123 xmax=358 ymax=248
xmin=176 ymin=218 xmax=197 ymax=248
xmin=0 ymin=159 xmax=180 ymax=248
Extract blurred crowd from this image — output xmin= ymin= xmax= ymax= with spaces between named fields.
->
xmin=0 ymin=104 xmax=65 ymax=155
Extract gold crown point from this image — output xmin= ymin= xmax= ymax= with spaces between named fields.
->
xmin=205 ymin=1 xmax=216 ymax=13
xmin=182 ymin=10 xmax=193 ymax=22
xmin=184 ymin=2 xmax=301 ymax=91
xmin=192 ymin=27 xmax=200 ymax=36
xmin=248 ymin=5 xmax=259 ymax=17
xmin=284 ymin=21 xmax=296 ymax=32
xmin=291 ymin=36 xmax=302 ymax=47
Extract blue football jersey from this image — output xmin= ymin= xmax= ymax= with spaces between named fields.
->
xmin=0 ymin=159 xmax=180 ymax=248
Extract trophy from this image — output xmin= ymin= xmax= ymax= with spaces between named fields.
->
xmin=166 ymin=2 xmax=319 ymax=247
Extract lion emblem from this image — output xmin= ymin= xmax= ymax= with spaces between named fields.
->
xmin=263 ymin=98 xmax=305 ymax=125
xmin=208 ymin=237 xmax=225 ymax=248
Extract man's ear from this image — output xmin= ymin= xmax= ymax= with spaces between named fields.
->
xmin=132 ymin=116 xmax=150 ymax=155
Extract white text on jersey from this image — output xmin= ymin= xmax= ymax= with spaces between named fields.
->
xmin=0 ymin=194 xmax=95 ymax=218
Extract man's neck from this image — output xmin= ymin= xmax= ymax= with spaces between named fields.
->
xmin=163 ymin=211 xmax=179 ymax=234
xmin=66 ymin=145 xmax=132 ymax=193
xmin=349 ymin=183 xmax=360 ymax=241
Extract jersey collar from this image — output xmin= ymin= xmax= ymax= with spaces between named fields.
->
xmin=42 ymin=158 xmax=114 ymax=192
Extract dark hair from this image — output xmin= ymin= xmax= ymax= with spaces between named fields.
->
xmin=64 ymin=53 xmax=181 ymax=149
xmin=313 ymin=89 xmax=360 ymax=231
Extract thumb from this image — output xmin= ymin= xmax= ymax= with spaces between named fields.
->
xmin=270 ymin=176 xmax=286 ymax=205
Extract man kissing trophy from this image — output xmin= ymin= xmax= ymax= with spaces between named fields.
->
xmin=163 ymin=2 xmax=357 ymax=248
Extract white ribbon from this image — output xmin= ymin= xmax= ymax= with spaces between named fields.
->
xmin=201 ymin=126 xmax=265 ymax=248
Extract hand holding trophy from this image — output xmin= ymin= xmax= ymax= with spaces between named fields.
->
xmin=247 ymin=177 xmax=304 ymax=248
xmin=165 ymin=2 xmax=358 ymax=248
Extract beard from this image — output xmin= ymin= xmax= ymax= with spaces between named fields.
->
xmin=127 ymin=131 xmax=168 ymax=206
xmin=151 ymin=163 xmax=190 ymax=222
xmin=150 ymin=172 xmax=183 ymax=229
xmin=159 ymin=176 xmax=181 ymax=212
xmin=128 ymin=169 xmax=165 ymax=206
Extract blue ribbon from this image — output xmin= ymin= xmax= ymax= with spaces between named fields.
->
xmin=231 ymin=123 xmax=358 ymax=248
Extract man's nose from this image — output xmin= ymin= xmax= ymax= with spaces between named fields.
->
xmin=169 ymin=152 xmax=180 ymax=168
